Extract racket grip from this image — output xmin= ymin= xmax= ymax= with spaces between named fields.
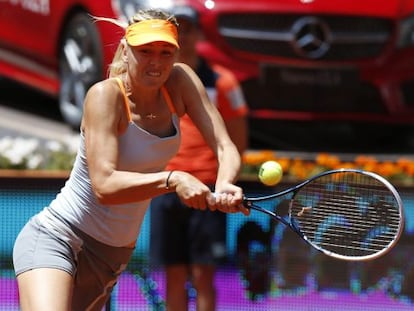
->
xmin=209 ymin=192 xmax=249 ymax=203
xmin=206 ymin=192 xmax=217 ymax=207
xmin=208 ymin=192 xmax=250 ymax=215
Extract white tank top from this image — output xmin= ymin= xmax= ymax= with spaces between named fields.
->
xmin=40 ymin=79 xmax=181 ymax=247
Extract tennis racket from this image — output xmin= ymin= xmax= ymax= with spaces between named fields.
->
xmin=242 ymin=168 xmax=404 ymax=261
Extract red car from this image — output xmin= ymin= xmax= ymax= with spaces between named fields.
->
xmin=186 ymin=0 xmax=414 ymax=147
xmin=0 ymin=0 xmax=146 ymax=128
xmin=1 ymin=0 xmax=414 ymax=147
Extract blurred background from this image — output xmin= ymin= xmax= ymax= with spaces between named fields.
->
xmin=1 ymin=0 xmax=414 ymax=310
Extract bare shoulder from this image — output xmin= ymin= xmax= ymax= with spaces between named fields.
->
xmin=170 ymin=62 xmax=199 ymax=82
xmin=82 ymin=78 xmax=125 ymax=129
xmin=172 ymin=62 xmax=192 ymax=74
xmin=83 ymin=78 xmax=125 ymax=115
xmin=86 ymin=79 xmax=120 ymax=102
xmin=164 ymin=64 xmax=197 ymax=116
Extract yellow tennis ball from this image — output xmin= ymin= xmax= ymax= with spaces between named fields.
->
xmin=258 ymin=161 xmax=283 ymax=186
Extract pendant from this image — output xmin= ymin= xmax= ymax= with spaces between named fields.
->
xmin=146 ymin=113 xmax=157 ymax=120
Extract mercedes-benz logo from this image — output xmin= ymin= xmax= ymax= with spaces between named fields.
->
xmin=291 ymin=17 xmax=331 ymax=59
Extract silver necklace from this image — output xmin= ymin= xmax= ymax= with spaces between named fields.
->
xmin=145 ymin=113 xmax=157 ymax=120
xmin=123 ymin=75 xmax=158 ymax=120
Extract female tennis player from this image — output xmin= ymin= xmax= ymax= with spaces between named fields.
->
xmin=12 ymin=8 xmax=248 ymax=311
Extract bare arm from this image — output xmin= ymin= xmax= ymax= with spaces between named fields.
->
xmin=79 ymin=77 xmax=223 ymax=211
xmin=167 ymin=63 xmax=245 ymax=207
xmin=81 ymin=74 xmax=246 ymax=212
xmin=81 ymin=79 xmax=175 ymax=205
xmin=226 ymin=116 xmax=248 ymax=155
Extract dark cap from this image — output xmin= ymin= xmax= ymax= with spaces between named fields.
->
xmin=171 ymin=5 xmax=199 ymax=25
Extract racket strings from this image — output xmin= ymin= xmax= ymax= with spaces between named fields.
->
xmin=296 ymin=196 xmax=400 ymax=229
xmin=290 ymin=172 xmax=401 ymax=258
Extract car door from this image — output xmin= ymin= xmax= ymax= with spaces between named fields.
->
xmin=0 ymin=0 xmax=55 ymax=67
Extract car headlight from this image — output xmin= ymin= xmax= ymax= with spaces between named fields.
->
xmin=397 ymin=13 xmax=414 ymax=48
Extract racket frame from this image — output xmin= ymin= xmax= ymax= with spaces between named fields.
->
xmin=242 ymin=168 xmax=404 ymax=261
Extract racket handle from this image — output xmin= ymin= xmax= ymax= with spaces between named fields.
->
xmin=206 ymin=192 xmax=217 ymax=207
xmin=208 ymin=192 xmax=250 ymax=215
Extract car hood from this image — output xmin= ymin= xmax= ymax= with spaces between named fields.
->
xmin=193 ymin=0 xmax=414 ymax=19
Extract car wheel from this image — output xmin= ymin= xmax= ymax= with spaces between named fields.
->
xmin=59 ymin=12 xmax=103 ymax=130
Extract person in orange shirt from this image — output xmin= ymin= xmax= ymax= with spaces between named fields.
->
xmin=150 ymin=5 xmax=249 ymax=311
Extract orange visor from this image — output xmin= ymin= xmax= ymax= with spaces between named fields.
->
xmin=125 ymin=19 xmax=179 ymax=48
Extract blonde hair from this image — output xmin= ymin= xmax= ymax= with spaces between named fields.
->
xmin=94 ymin=8 xmax=178 ymax=78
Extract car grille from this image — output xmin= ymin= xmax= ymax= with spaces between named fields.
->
xmin=218 ymin=14 xmax=392 ymax=60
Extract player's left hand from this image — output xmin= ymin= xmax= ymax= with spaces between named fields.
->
xmin=207 ymin=186 xmax=250 ymax=216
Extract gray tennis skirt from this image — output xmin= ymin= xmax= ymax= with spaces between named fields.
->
xmin=13 ymin=210 xmax=135 ymax=310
